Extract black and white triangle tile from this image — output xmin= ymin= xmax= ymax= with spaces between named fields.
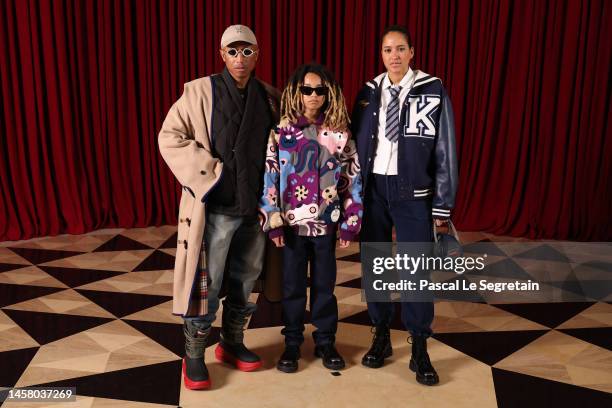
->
xmin=0 ymin=228 xmax=609 ymax=407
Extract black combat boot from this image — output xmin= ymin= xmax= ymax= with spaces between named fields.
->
xmin=409 ymin=335 xmax=439 ymax=386
xmin=361 ymin=325 xmax=392 ymax=368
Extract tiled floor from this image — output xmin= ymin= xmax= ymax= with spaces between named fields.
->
xmin=0 ymin=227 xmax=610 ymax=407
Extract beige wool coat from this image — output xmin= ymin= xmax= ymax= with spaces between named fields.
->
xmin=158 ymin=75 xmax=282 ymax=316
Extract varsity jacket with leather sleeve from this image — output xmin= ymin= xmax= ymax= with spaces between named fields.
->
xmin=351 ymin=70 xmax=458 ymax=219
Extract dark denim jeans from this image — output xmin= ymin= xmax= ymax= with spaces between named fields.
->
xmin=362 ymin=174 xmax=434 ymax=337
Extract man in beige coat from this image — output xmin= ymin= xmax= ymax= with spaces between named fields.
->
xmin=158 ymin=24 xmax=280 ymax=390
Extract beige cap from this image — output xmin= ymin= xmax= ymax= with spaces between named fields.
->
xmin=220 ymin=25 xmax=258 ymax=48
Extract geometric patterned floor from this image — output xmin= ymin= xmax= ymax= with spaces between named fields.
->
xmin=0 ymin=226 xmax=610 ymax=407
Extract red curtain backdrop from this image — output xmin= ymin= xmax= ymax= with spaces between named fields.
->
xmin=0 ymin=0 xmax=610 ymax=241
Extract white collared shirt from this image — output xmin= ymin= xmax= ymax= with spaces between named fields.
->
xmin=372 ymin=68 xmax=415 ymax=175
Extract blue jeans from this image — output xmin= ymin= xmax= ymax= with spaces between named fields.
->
xmin=183 ymin=212 xmax=265 ymax=329
xmin=361 ymin=174 xmax=434 ymax=337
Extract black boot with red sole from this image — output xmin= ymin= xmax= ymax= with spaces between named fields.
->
xmin=215 ymin=339 xmax=262 ymax=371
xmin=217 ymin=300 xmax=262 ymax=371
xmin=182 ymin=357 xmax=211 ymax=390
xmin=183 ymin=321 xmax=212 ymax=390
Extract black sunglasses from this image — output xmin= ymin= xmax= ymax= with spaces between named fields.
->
xmin=299 ymin=86 xmax=328 ymax=96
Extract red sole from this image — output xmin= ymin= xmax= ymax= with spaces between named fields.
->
xmin=215 ymin=344 xmax=262 ymax=372
xmin=182 ymin=358 xmax=211 ymax=390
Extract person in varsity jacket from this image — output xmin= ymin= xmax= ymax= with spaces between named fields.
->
xmin=351 ymin=25 xmax=458 ymax=386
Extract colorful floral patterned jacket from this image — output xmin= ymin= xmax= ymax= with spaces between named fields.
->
xmin=259 ymin=115 xmax=363 ymax=240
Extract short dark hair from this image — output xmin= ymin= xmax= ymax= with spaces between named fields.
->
xmin=382 ymin=25 xmax=413 ymax=47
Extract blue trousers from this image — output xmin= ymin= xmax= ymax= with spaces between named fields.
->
xmin=281 ymin=228 xmax=338 ymax=346
xmin=361 ymin=174 xmax=434 ymax=337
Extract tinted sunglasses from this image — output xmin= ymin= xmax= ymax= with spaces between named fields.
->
xmin=299 ymin=86 xmax=328 ymax=96
xmin=225 ymin=47 xmax=257 ymax=58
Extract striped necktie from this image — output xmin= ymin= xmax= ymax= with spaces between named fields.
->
xmin=385 ymin=86 xmax=402 ymax=142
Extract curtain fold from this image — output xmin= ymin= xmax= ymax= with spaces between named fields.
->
xmin=0 ymin=0 xmax=610 ymax=241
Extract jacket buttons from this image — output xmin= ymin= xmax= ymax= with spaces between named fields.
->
xmin=186 ymin=218 xmax=191 ymax=226
xmin=200 ymin=170 xmax=206 ymax=175
xmin=373 ymin=112 xmax=377 ymax=116
xmin=371 ymin=134 xmax=375 ymax=139
xmin=183 ymin=240 xmax=188 ymax=250
xmin=179 ymin=218 xmax=184 ymax=223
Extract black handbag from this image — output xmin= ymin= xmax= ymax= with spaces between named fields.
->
xmin=432 ymin=220 xmax=463 ymax=258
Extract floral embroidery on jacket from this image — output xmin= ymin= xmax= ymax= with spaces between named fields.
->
xmin=259 ymin=116 xmax=363 ymax=239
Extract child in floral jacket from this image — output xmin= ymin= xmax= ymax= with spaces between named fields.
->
xmin=259 ymin=64 xmax=362 ymax=373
